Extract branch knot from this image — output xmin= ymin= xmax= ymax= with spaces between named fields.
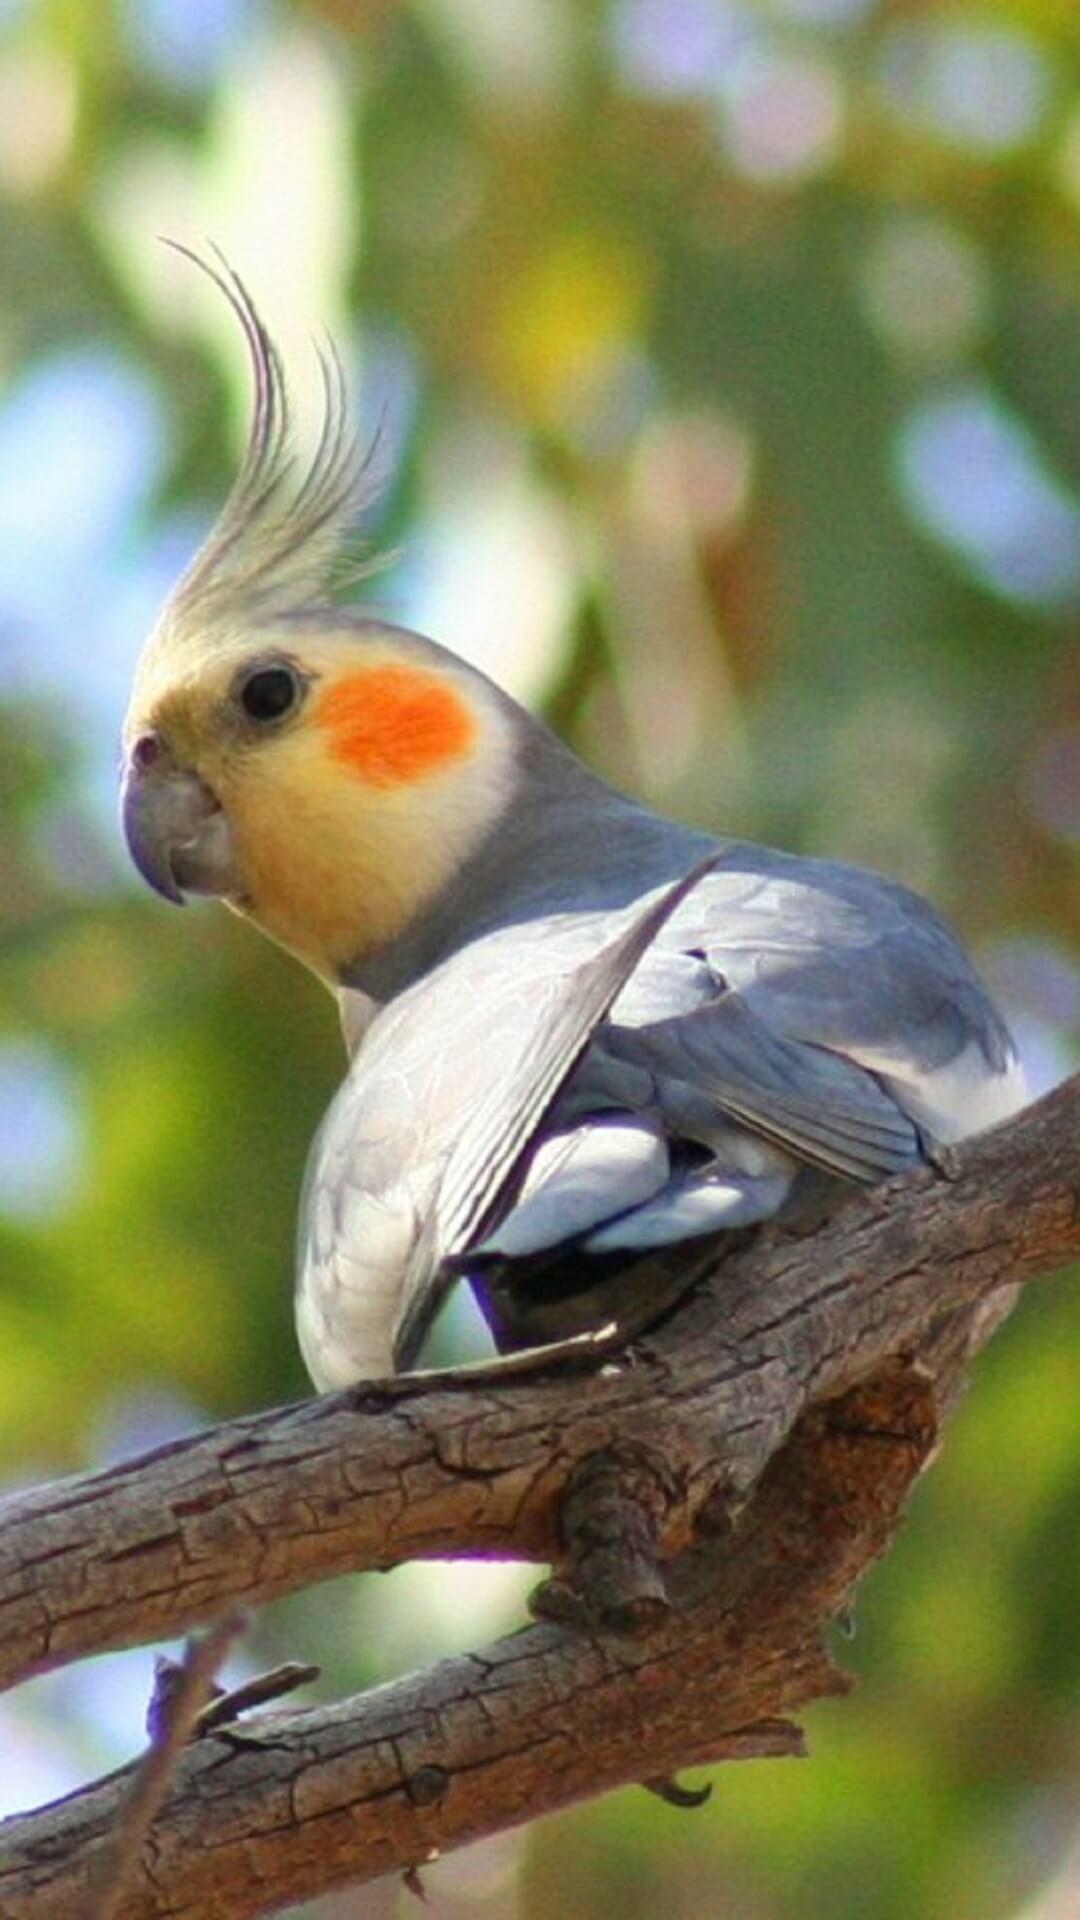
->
xmin=533 ymin=1441 xmax=684 ymax=1635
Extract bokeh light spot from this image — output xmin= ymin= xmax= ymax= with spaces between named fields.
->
xmin=0 ymin=48 xmax=75 ymax=195
xmin=717 ymin=47 xmax=845 ymax=186
xmin=611 ymin=0 xmax=758 ymax=101
xmin=121 ymin=0 xmax=261 ymax=93
xmin=879 ymin=19 xmax=1053 ymax=156
xmin=896 ymin=385 xmax=1080 ymax=608
xmin=403 ymin=423 xmax=577 ymax=704
xmin=493 ymin=232 xmax=649 ymax=425
xmin=860 ymin=214 xmax=989 ymax=364
xmin=0 ymin=1038 xmax=85 ymax=1220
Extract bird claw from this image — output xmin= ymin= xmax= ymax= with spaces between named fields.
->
xmin=642 ymin=1773 xmax=713 ymax=1810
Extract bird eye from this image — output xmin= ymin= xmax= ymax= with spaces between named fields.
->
xmin=240 ymin=665 xmax=299 ymax=723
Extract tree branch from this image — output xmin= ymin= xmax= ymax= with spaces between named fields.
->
xmin=0 ymin=1358 xmax=938 ymax=1919
xmin=1 ymin=1077 xmax=1074 ymax=1695
xmin=0 ymin=1077 xmax=1076 ymax=1917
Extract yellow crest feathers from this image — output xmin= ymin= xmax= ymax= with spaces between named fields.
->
xmin=162 ymin=243 xmax=380 ymax=630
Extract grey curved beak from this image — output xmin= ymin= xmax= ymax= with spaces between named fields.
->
xmin=121 ymin=765 xmax=235 ymax=905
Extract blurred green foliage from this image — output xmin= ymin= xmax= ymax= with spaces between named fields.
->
xmin=0 ymin=0 xmax=1078 ymax=1915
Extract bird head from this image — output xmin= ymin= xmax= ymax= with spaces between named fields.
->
xmin=121 ymin=254 xmax=517 ymax=982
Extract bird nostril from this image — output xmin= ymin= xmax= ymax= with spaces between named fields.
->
xmin=131 ymin=731 xmax=162 ymax=773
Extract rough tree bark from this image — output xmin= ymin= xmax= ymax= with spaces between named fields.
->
xmin=0 ymin=1076 xmax=1076 ymax=1920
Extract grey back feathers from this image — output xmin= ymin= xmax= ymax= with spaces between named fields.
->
xmin=296 ymin=801 xmax=1027 ymax=1388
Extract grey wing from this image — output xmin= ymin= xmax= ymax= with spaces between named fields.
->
xmin=476 ymin=852 xmax=1027 ymax=1267
xmin=602 ymin=991 xmax=925 ymax=1185
xmin=672 ymin=854 xmax=1027 ymax=1143
xmin=591 ymin=854 xmax=1028 ymax=1211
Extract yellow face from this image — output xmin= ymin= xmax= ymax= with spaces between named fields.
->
xmin=121 ymin=621 xmax=517 ymax=981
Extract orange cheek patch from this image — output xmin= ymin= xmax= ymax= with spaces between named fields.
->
xmin=314 ymin=664 xmax=477 ymax=788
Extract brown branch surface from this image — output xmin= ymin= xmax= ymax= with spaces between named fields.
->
xmin=0 ymin=1077 xmax=1076 ymax=1918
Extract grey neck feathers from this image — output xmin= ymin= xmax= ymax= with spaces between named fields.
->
xmin=341 ymin=715 xmax=713 ymax=1004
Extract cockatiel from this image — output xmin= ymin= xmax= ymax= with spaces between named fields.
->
xmin=121 ymin=256 xmax=1028 ymax=1388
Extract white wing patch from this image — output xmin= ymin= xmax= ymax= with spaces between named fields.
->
xmin=585 ymin=1170 xmax=794 ymax=1250
xmin=852 ymin=1042 xmax=1029 ymax=1143
xmin=477 ymin=1117 xmax=670 ymax=1258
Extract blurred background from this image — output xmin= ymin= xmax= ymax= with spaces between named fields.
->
xmin=0 ymin=0 xmax=1078 ymax=1913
